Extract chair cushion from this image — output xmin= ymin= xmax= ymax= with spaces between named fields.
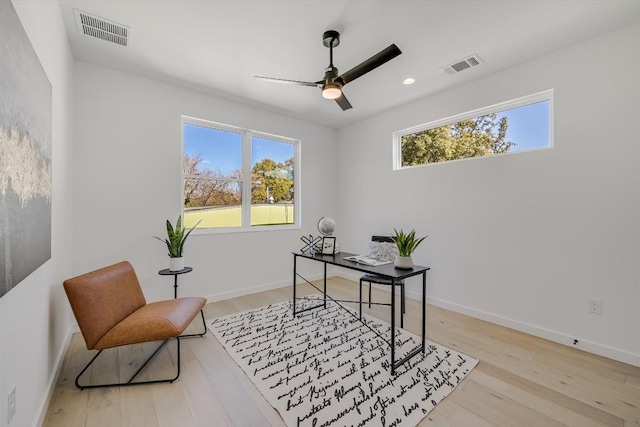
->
xmin=94 ymin=296 xmax=206 ymax=349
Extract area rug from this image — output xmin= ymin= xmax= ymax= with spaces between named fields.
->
xmin=207 ymin=296 xmax=477 ymax=427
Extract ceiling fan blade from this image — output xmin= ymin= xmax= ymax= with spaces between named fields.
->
xmin=335 ymin=93 xmax=353 ymax=111
xmin=255 ymin=76 xmax=321 ymax=87
xmin=337 ymin=44 xmax=402 ymax=85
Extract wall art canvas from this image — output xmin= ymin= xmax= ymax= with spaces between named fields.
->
xmin=0 ymin=1 xmax=52 ymax=298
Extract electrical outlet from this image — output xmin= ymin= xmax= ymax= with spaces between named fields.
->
xmin=588 ymin=298 xmax=603 ymax=315
xmin=7 ymin=385 xmax=16 ymax=424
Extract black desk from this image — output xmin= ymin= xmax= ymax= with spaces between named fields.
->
xmin=292 ymin=251 xmax=430 ymax=374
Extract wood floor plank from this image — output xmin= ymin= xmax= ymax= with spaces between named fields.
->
xmin=149 ymin=342 xmax=197 ymax=427
xmin=118 ymin=343 xmax=159 ymax=427
xmin=44 ymin=278 xmax=640 ymax=427
xmin=43 ymin=333 xmax=91 ymax=427
xmin=84 ymin=348 xmax=122 ymax=427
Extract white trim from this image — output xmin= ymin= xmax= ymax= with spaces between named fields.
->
xmin=393 ymin=89 xmax=554 ymax=170
xmin=421 ymin=294 xmax=640 ymax=367
xmin=334 ymin=271 xmax=639 ymax=367
xmin=242 ymin=131 xmax=253 ymax=228
xmin=203 ymin=272 xmax=327 ymax=303
xmin=33 ymin=323 xmax=76 ymax=427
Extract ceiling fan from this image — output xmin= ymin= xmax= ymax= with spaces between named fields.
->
xmin=255 ymin=30 xmax=402 ymax=111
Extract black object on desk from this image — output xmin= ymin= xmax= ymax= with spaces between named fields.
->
xmin=158 ymin=266 xmax=206 ymax=337
xmin=292 ymin=251 xmax=430 ymax=375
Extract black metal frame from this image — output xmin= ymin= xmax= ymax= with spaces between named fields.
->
xmin=292 ymin=251 xmax=429 ymax=374
xmin=158 ymin=267 xmax=208 ymax=338
xmin=181 ymin=310 xmax=207 ymax=338
xmin=74 ymin=338 xmax=181 ymax=390
xmin=360 ymin=276 xmax=406 ymax=328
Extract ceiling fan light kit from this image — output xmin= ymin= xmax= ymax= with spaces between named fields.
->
xmin=322 ymin=83 xmax=342 ymax=99
xmin=255 ymin=30 xmax=401 ymax=111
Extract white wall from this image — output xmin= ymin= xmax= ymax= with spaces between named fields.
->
xmin=0 ymin=1 xmax=75 ymax=426
xmin=73 ymin=63 xmax=338 ymax=304
xmin=337 ymin=24 xmax=640 ymax=366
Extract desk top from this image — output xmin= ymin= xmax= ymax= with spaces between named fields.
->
xmin=293 ymin=251 xmax=429 ymax=280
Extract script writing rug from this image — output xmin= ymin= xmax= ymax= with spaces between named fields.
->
xmin=208 ymin=297 xmax=477 ymax=427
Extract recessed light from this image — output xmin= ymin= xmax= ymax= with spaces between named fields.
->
xmin=403 ymin=78 xmax=415 ymax=85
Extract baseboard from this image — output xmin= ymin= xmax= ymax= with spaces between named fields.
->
xmin=33 ymin=323 xmax=76 ymax=427
xmin=335 ymin=272 xmax=640 ymax=367
xmin=422 ymin=294 xmax=640 ymax=367
xmin=204 ymin=272 xmax=326 ymax=303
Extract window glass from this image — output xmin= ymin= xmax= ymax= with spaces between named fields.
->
xmin=182 ymin=118 xmax=299 ymax=231
xmin=397 ymin=92 xmax=552 ymax=168
xmin=251 ymin=136 xmax=295 ymax=226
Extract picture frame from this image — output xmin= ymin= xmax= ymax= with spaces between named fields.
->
xmin=321 ymin=237 xmax=336 ymax=255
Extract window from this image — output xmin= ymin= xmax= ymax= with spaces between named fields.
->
xmin=182 ymin=117 xmax=299 ymax=231
xmin=394 ymin=90 xmax=553 ymax=169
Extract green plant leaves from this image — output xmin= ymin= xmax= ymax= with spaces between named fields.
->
xmin=392 ymin=228 xmax=427 ymax=257
xmin=154 ymin=216 xmax=202 ymax=258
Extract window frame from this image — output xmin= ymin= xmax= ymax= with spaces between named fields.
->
xmin=181 ymin=116 xmax=301 ymax=234
xmin=392 ymin=89 xmax=554 ymax=170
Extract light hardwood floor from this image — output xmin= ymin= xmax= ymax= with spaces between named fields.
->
xmin=44 ymin=277 xmax=640 ymax=426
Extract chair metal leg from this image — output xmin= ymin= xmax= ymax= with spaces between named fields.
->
xmin=75 ymin=338 xmax=182 ymax=390
xmin=180 ymin=310 xmax=207 ymax=338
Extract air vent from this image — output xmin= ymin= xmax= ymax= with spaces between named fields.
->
xmin=74 ymin=9 xmax=129 ymax=46
xmin=441 ymin=54 xmax=482 ymax=75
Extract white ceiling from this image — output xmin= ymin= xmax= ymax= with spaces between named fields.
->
xmin=58 ymin=1 xmax=640 ymax=129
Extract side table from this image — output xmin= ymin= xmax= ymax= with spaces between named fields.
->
xmin=158 ymin=266 xmax=207 ymax=337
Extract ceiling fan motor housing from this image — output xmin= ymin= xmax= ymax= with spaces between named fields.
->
xmin=324 ymin=66 xmax=339 ymax=84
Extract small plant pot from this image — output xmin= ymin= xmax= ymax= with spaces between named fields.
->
xmin=169 ymin=257 xmax=185 ymax=272
xmin=394 ymin=255 xmax=414 ymax=269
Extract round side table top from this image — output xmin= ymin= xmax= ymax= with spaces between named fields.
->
xmin=158 ymin=267 xmax=193 ymax=275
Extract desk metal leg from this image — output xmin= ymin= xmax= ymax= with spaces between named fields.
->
xmin=400 ymin=282 xmax=404 ymax=329
xmin=292 ymin=255 xmax=297 ymax=316
xmin=422 ymin=272 xmax=426 ymax=351
xmin=323 ymin=263 xmax=327 ymax=308
xmin=359 ymin=278 xmax=362 ymax=321
xmin=391 ymin=278 xmax=396 ymax=375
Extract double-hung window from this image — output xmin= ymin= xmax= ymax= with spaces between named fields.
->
xmin=394 ymin=90 xmax=553 ymax=169
xmin=182 ymin=117 xmax=300 ymax=231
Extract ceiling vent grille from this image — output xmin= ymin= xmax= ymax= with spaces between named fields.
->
xmin=441 ymin=54 xmax=482 ymax=75
xmin=74 ymin=9 xmax=129 ymax=46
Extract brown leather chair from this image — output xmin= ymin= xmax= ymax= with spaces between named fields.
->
xmin=63 ymin=261 xmax=207 ymax=389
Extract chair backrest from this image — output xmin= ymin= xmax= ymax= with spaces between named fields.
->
xmin=372 ymin=236 xmax=394 ymax=243
xmin=369 ymin=235 xmax=398 ymax=261
xmin=63 ymin=261 xmax=147 ymax=350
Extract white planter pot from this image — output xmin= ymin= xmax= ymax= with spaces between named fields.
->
xmin=169 ymin=257 xmax=185 ymax=272
xmin=394 ymin=255 xmax=414 ymax=269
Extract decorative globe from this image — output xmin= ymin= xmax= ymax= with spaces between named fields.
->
xmin=317 ymin=217 xmax=336 ymax=236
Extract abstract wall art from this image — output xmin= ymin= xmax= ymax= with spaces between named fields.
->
xmin=0 ymin=1 xmax=52 ymax=298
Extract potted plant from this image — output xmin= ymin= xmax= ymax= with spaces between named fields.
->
xmin=392 ymin=228 xmax=427 ymax=269
xmin=154 ymin=216 xmax=201 ymax=271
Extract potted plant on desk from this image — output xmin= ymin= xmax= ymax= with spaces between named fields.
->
xmin=392 ymin=228 xmax=427 ymax=269
xmin=154 ymin=216 xmax=201 ymax=271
